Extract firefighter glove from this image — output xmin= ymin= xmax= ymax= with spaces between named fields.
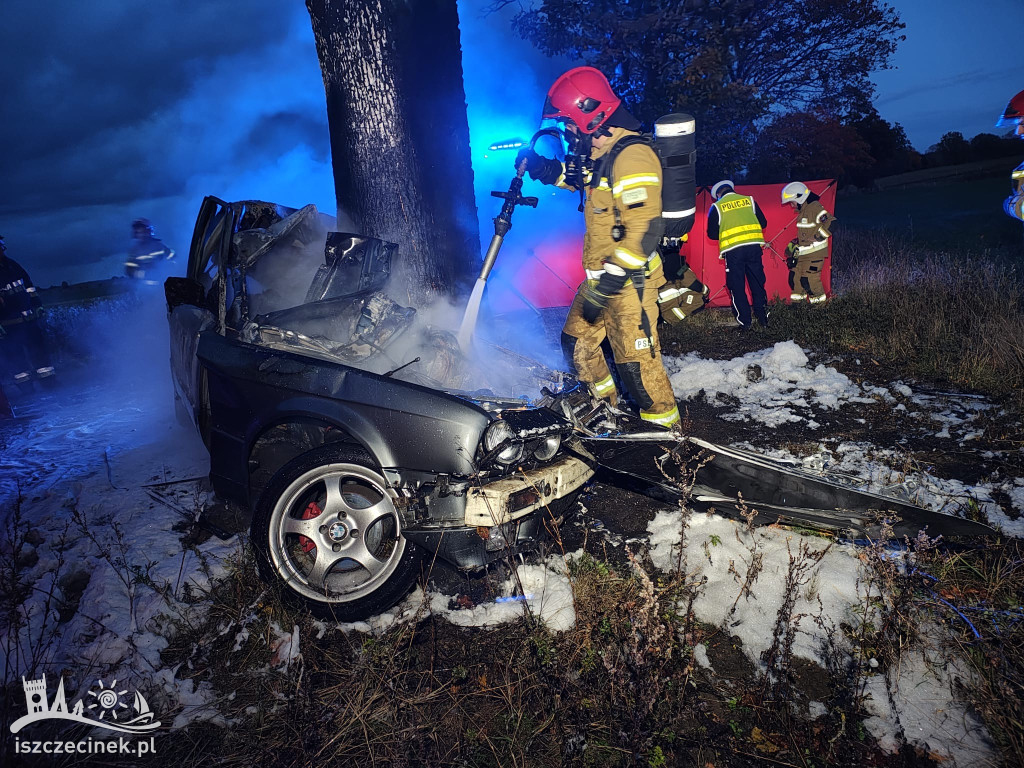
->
xmin=515 ymin=148 xmax=562 ymax=185
xmin=563 ymin=153 xmax=589 ymax=189
xmin=785 ymin=242 xmax=798 ymax=269
xmin=581 ymin=265 xmax=629 ymax=324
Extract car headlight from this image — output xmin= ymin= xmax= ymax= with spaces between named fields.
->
xmin=533 ymin=434 xmax=561 ymax=461
xmin=483 ymin=420 xmax=524 ymax=465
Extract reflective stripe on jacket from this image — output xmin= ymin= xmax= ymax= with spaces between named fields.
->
xmin=711 ymin=193 xmax=766 ymax=254
xmin=796 ymin=200 xmax=835 ymax=249
xmin=582 ymin=127 xmax=665 ymax=282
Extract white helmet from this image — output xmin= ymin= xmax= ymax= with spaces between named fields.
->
xmin=781 ymin=181 xmax=810 ymax=206
xmin=711 ymin=180 xmax=735 ymax=200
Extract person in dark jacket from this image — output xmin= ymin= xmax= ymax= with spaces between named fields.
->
xmin=126 ymin=218 xmax=175 ymax=282
xmin=706 ymin=181 xmax=769 ymax=330
xmin=0 ymin=236 xmax=54 ymax=390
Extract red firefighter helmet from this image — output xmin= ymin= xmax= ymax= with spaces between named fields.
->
xmin=542 ymin=67 xmax=621 ymax=135
xmin=997 ymin=89 xmax=1024 ymax=127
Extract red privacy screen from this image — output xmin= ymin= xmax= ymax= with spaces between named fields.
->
xmin=686 ymin=179 xmax=836 ymax=307
xmin=482 ymin=180 xmax=836 ymax=311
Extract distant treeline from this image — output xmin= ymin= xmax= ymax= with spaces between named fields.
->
xmin=743 ymin=109 xmax=1023 ymax=188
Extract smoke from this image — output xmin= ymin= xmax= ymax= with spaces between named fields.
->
xmin=6 ymin=2 xmax=590 ymax=390
xmin=0 ymin=4 xmax=334 ymax=289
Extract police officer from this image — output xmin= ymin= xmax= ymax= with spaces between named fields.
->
xmin=126 ymin=218 xmax=175 ymax=281
xmin=516 ymin=67 xmax=680 ymax=428
xmin=707 ymin=181 xmax=769 ymax=330
xmin=0 ymin=236 xmax=55 ymax=390
xmin=780 ymin=182 xmax=835 ymax=304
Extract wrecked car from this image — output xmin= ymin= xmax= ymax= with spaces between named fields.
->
xmin=166 ymin=197 xmax=597 ymax=620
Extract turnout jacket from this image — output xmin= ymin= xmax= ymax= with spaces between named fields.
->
xmin=0 ymin=256 xmax=42 ymax=326
xmin=558 ymin=127 xmax=665 ymax=280
xmin=793 ymin=196 xmax=835 ymax=255
xmin=1006 ymin=161 xmax=1024 ymax=222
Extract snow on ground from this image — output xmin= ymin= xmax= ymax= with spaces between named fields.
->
xmin=663 ymin=340 xmax=884 ymax=428
xmin=1 ymin=296 xmax=238 ymax=729
xmin=646 ymin=509 xmax=994 ymax=766
xmin=332 ymin=555 xmax=578 ymax=636
xmin=1 ymin=325 xmax=1017 ymax=762
xmin=663 ymin=340 xmax=1024 ymax=537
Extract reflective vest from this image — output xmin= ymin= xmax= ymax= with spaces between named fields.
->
xmin=712 ymin=193 xmax=765 ymax=254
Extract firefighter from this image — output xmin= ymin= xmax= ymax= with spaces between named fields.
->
xmin=707 ymin=181 xmax=769 ymax=330
xmin=780 ymin=181 xmax=835 ymax=304
xmin=657 ymin=236 xmax=710 ymax=324
xmin=997 ymin=90 xmax=1024 ymax=225
xmin=126 ymin=218 xmax=175 ymax=281
xmin=515 ymin=67 xmax=680 ymax=428
xmin=0 ymin=236 xmax=55 ymax=391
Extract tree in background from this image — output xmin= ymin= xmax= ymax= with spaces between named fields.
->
xmin=306 ymin=0 xmax=479 ymax=303
xmin=746 ymin=112 xmax=871 ymax=185
xmin=928 ymin=131 xmax=972 ymax=167
xmin=503 ymin=0 xmax=904 ymax=182
xmin=845 ymin=106 xmax=915 ymax=185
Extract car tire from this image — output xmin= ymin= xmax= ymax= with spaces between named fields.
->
xmin=252 ymin=444 xmax=422 ymax=621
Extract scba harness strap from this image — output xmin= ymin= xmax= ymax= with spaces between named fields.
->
xmin=597 ymin=135 xmax=658 ymax=358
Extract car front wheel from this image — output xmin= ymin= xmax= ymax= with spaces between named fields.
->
xmin=252 ymin=445 xmax=421 ymax=620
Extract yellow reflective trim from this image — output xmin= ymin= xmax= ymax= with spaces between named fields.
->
xmin=1013 ymin=170 xmax=1024 ymax=179
xmin=645 ymin=252 xmax=662 ymax=273
xmin=641 ymin=405 xmax=680 ymax=427
xmin=718 ymin=222 xmax=766 ymax=250
xmin=613 ymin=248 xmax=647 ymax=268
xmin=612 ymin=175 xmax=660 ymax=196
xmin=593 ymin=375 xmax=616 ymax=394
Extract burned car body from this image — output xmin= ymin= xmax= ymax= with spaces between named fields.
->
xmin=167 ymin=197 xmax=595 ymax=619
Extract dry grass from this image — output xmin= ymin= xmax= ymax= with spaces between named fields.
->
xmin=788 ymin=231 xmax=1024 ymax=403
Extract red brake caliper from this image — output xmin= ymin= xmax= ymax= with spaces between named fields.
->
xmin=298 ymin=501 xmax=322 ymax=553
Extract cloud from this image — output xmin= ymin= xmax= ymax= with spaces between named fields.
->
xmin=0 ymin=1 xmax=333 ymax=285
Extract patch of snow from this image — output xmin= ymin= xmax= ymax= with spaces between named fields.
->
xmin=269 ymin=623 xmax=301 ymax=670
xmin=693 ymin=643 xmax=713 ymax=671
xmin=649 ymin=510 xmax=864 ymax=666
xmin=664 ymin=341 xmax=879 ymax=427
xmin=433 ymin=556 xmax=576 ymax=632
xmin=861 ymin=639 xmax=992 ymax=766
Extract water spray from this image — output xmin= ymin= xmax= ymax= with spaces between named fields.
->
xmin=457 ymin=130 xmax=565 ymax=350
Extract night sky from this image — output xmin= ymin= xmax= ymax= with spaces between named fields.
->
xmin=1 ymin=0 xmax=1020 ymax=287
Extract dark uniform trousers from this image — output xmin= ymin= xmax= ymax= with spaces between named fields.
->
xmin=724 ymin=244 xmax=768 ymax=327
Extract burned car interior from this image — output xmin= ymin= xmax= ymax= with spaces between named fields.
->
xmin=165 ymin=196 xmax=993 ymax=621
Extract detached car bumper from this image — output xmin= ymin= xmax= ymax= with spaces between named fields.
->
xmin=464 ymin=455 xmax=593 ymax=527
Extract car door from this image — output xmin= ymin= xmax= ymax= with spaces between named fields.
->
xmin=166 ymin=196 xmax=235 ymax=431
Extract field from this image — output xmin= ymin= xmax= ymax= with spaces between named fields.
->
xmin=836 ymin=172 xmax=1023 ymax=250
xmin=3 ymin=181 xmax=1024 ymax=767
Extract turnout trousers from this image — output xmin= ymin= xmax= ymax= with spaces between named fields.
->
xmin=562 ymin=279 xmax=680 ymax=428
xmin=724 ymin=245 xmax=768 ymax=328
xmin=789 ymin=251 xmax=826 ymax=303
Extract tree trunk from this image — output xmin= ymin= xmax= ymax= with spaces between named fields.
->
xmin=306 ymin=0 xmax=480 ymax=304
